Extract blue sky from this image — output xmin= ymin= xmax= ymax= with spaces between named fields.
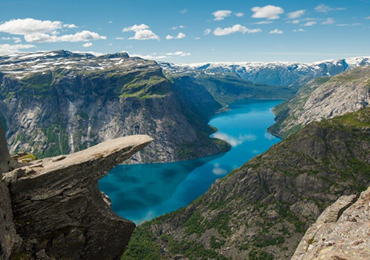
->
xmin=0 ymin=0 xmax=369 ymax=63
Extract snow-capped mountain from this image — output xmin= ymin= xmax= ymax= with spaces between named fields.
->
xmin=0 ymin=50 xmax=157 ymax=78
xmin=160 ymin=57 xmax=370 ymax=86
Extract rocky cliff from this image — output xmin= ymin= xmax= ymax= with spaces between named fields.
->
xmin=0 ymin=119 xmax=152 ymax=260
xmin=122 ymin=107 xmax=370 ymax=260
xmin=292 ymin=186 xmax=370 ymax=260
xmin=0 ymin=50 xmax=230 ymax=163
xmin=269 ymin=66 xmax=370 ymax=138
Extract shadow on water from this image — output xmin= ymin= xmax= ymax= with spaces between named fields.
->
xmin=99 ymin=99 xmax=282 ymax=224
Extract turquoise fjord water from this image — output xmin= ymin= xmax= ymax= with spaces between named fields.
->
xmin=99 ymin=99 xmax=282 ymax=224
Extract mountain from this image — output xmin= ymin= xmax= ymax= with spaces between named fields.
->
xmin=269 ymin=66 xmax=370 ymax=138
xmin=0 ymin=50 xmax=231 ymax=163
xmin=122 ymin=107 xmax=370 ymax=260
xmin=160 ymin=57 xmax=370 ymax=87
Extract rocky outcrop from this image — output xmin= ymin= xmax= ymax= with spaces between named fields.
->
xmin=0 ymin=132 xmax=152 ymax=260
xmin=269 ymin=66 xmax=370 ymax=138
xmin=123 ymin=108 xmax=370 ymax=260
xmin=0 ymin=51 xmax=229 ymax=163
xmin=292 ymin=186 xmax=370 ymax=260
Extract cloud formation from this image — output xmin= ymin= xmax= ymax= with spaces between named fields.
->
xmin=0 ymin=18 xmax=105 ymax=43
xmin=0 ymin=43 xmax=36 ymax=54
xmin=287 ymin=10 xmax=306 ymax=19
xmin=204 ymin=29 xmax=211 ymax=35
xmin=166 ymin=51 xmax=191 ymax=57
xmin=82 ymin=42 xmax=92 ymax=47
xmin=166 ymin=32 xmax=186 ymax=40
xmin=303 ymin=21 xmax=317 ymax=26
xmin=213 ymin=10 xmax=232 ymax=21
xmin=123 ymin=24 xmax=159 ymax=40
xmin=252 ymin=5 xmax=284 ymax=20
xmin=24 ymin=30 xmax=106 ymax=43
xmin=315 ymin=4 xmax=346 ymax=13
xmin=270 ymin=29 xmax=283 ymax=34
xmin=322 ymin=18 xmax=335 ymax=25
xmin=213 ymin=24 xmax=262 ymax=36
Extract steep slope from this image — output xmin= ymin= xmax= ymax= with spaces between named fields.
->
xmin=269 ymin=66 xmax=370 ymax=138
xmin=122 ymin=107 xmax=370 ymax=260
xmin=0 ymin=51 xmax=230 ymax=163
xmin=194 ymin=75 xmax=293 ymax=106
xmin=160 ymin=57 xmax=370 ymax=87
xmin=292 ymin=186 xmax=370 ymax=260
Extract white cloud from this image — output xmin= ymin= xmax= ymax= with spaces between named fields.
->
xmin=0 ymin=43 xmax=36 ymax=54
xmin=0 ymin=18 xmax=106 ymax=44
xmin=213 ymin=10 xmax=232 ymax=21
xmin=213 ymin=132 xmax=256 ymax=147
xmin=122 ymin=24 xmax=149 ymax=32
xmin=1 ymin=37 xmax=21 ymax=43
xmin=287 ymin=10 xmax=306 ymax=19
xmin=293 ymin=28 xmax=305 ymax=32
xmin=270 ymin=29 xmax=283 ymax=34
xmin=252 ymin=5 xmax=284 ymax=20
xmin=166 ymin=51 xmax=191 ymax=57
xmin=115 ymin=37 xmax=124 ymax=40
xmin=322 ymin=18 xmax=335 ymax=25
xmin=194 ymin=37 xmax=200 ymax=40
xmin=204 ymin=28 xmax=211 ymax=35
xmin=366 ymin=17 xmax=370 ymax=20
xmin=166 ymin=32 xmax=186 ymax=40
xmin=133 ymin=54 xmax=168 ymax=60
xmin=177 ymin=32 xmax=186 ymax=39
xmin=235 ymin=12 xmax=244 ymax=17
xmin=213 ymin=24 xmax=262 ymax=36
xmin=24 ymin=30 xmax=106 ymax=43
xmin=315 ymin=4 xmax=346 ymax=13
xmin=171 ymin=25 xmax=186 ymax=30
xmin=108 ymin=21 xmax=113 ymax=24
xmin=63 ymin=24 xmax=77 ymax=28
xmin=123 ymin=24 xmax=159 ymax=41
xmin=129 ymin=29 xmax=159 ymax=41
xmin=291 ymin=20 xmax=300 ymax=24
xmin=0 ymin=18 xmax=62 ymax=35
xmin=180 ymin=8 xmax=187 ymax=14
xmin=82 ymin=42 xmax=92 ymax=47
xmin=303 ymin=21 xmax=317 ymax=27
xmin=253 ymin=21 xmax=273 ymax=25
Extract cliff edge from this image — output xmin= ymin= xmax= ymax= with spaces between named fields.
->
xmin=0 ymin=121 xmax=152 ymax=260
xmin=292 ymin=186 xmax=370 ymax=260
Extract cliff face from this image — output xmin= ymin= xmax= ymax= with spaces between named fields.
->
xmin=123 ymin=108 xmax=370 ymax=260
xmin=0 ymin=125 xmax=152 ymax=260
xmin=0 ymin=51 xmax=229 ymax=163
xmin=292 ymin=186 xmax=370 ymax=260
xmin=269 ymin=66 xmax=370 ymax=138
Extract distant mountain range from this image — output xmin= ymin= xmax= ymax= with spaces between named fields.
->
xmin=160 ymin=57 xmax=370 ymax=87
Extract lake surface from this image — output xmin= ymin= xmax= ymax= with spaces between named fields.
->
xmin=99 ymin=99 xmax=282 ymax=224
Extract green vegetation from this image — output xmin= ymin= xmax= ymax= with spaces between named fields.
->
xmin=121 ymin=227 xmax=162 ymax=260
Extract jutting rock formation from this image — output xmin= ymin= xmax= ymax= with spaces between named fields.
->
xmin=0 ymin=120 xmax=152 ymax=260
xmin=292 ymin=186 xmax=370 ymax=260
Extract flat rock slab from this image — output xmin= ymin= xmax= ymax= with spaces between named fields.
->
xmin=1 ymin=135 xmax=152 ymax=260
